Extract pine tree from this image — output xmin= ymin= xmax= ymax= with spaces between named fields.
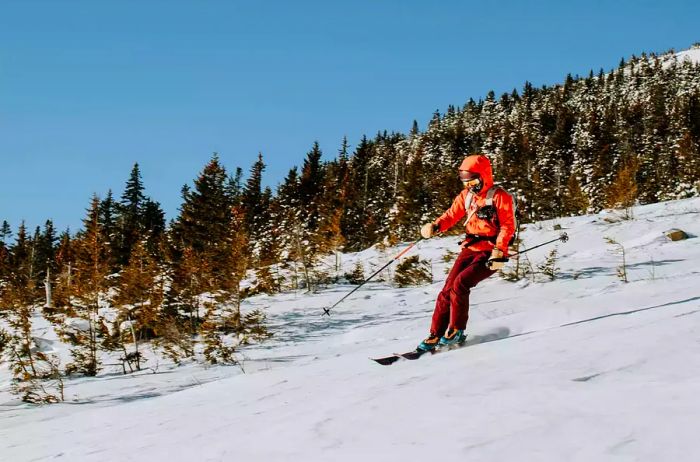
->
xmin=52 ymin=230 xmax=76 ymax=311
xmin=390 ymin=149 xmax=430 ymax=241
xmin=341 ymin=136 xmax=374 ymax=250
xmin=241 ymin=153 xmax=268 ymax=269
xmin=674 ymin=130 xmax=700 ymax=196
xmin=99 ymin=190 xmax=119 ymax=268
xmin=168 ymin=154 xmax=265 ymax=357
xmin=562 ymin=173 xmax=590 ymax=215
xmin=0 ymin=237 xmax=9 ymax=283
xmin=63 ymin=195 xmax=111 ymax=376
xmin=315 ymin=166 xmax=346 ymax=255
xmin=201 ymin=205 xmax=269 ymax=364
xmin=537 ymin=248 xmax=560 ymax=281
xmin=115 ymin=164 xmax=146 ymax=266
xmin=299 ymin=141 xmax=325 ymax=231
xmin=344 ymin=261 xmax=365 ymax=284
xmin=1 ymin=220 xmax=11 ymax=244
xmin=0 ymin=275 xmax=64 ymax=403
xmin=110 ymin=241 xmax=163 ymax=372
xmin=394 ymin=255 xmax=432 ymax=287
xmin=605 ymin=156 xmax=639 ymax=218
xmin=113 ymin=164 xmax=165 ymax=266
xmin=33 ymin=220 xmax=58 ymax=289
xmin=171 ymin=154 xmax=232 ymax=254
xmin=0 ymin=248 xmax=38 ymax=389
xmin=202 ymin=205 xmax=244 ymax=364
xmin=276 ymin=167 xmax=304 ymax=288
xmin=253 ymin=187 xmax=282 ymax=293
xmin=141 ymin=198 xmax=166 ymax=257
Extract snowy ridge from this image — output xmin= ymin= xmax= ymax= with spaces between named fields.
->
xmin=1 ymin=198 xmax=700 ymax=461
xmin=673 ymin=46 xmax=700 ymax=65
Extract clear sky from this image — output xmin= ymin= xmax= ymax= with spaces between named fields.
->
xmin=1 ymin=0 xmax=699 ymax=233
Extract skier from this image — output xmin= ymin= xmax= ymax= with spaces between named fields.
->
xmin=417 ymin=154 xmax=516 ymax=351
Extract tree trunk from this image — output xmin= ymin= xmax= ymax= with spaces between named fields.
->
xmin=127 ymin=312 xmax=140 ymax=371
xmin=44 ymin=266 xmax=52 ymax=308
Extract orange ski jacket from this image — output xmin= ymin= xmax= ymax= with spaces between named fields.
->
xmin=433 ymin=155 xmax=516 ymax=256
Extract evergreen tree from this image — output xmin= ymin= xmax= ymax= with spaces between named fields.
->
xmin=0 ymin=272 xmax=64 ymax=402
xmin=99 ymin=190 xmax=119 ymax=267
xmin=63 ymin=195 xmax=111 ymax=376
xmin=34 ymin=220 xmax=58 ymax=286
xmin=115 ymin=164 xmax=146 ymax=266
xmin=241 ymin=153 xmax=269 ymax=269
xmin=1 ymin=220 xmax=11 ymax=244
xmin=110 ymin=241 xmax=163 ymax=372
xmin=341 ymin=136 xmax=374 ymax=250
xmin=141 ymin=198 xmax=166 ymax=257
xmin=52 ymin=230 xmax=75 ymax=310
xmin=276 ymin=167 xmax=303 ymax=287
xmin=253 ymin=186 xmax=282 ymax=293
xmin=0 ymin=238 xmax=8 ymax=283
xmin=390 ymin=148 xmax=430 ymax=241
xmin=606 ymin=156 xmax=639 ymax=218
xmin=226 ymin=167 xmax=244 ymax=204
xmin=10 ymin=222 xmax=32 ymax=289
xmin=114 ymin=164 xmax=165 ymax=266
xmin=168 ymin=154 xmax=265 ymax=347
xmin=201 ymin=205 xmax=269 ymax=364
xmin=171 ymin=154 xmax=232 ymax=254
xmin=562 ymin=173 xmax=590 ymax=215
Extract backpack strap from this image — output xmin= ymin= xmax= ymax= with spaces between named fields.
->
xmin=485 ymin=186 xmax=501 ymax=207
xmin=466 ymin=186 xmax=499 ymax=221
xmin=464 ymin=190 xmax=476 ymax=224
xmin=459 ymin=186 xmax=502 ymax=247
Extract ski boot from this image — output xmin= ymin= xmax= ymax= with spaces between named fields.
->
xmin=417 ymin=333 xmax=441 ymax=352
xmin=439 ymin=328 xmax=466 ymax=347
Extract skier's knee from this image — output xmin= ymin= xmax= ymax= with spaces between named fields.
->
xmin=452 ymin=277 xmax=473 ymax=293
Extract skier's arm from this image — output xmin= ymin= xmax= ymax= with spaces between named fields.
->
xmin=494 ymin=191 xmax=516 ymax=256
xmin=434 ymin=190 xmax=467 ymax=233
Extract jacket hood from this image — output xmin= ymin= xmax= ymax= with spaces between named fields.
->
xmin=459 ymin=154 xmax=494 ymax=193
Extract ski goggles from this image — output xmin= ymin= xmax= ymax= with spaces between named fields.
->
xmin=458 ymin=170 xmax=480 ymax=182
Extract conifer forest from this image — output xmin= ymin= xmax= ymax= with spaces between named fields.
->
xmin=1 ymin=48 xmax=699 ymax=402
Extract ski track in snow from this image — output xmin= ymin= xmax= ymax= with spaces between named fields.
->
xmin=1 ymin=197 xmax=700 ymax=461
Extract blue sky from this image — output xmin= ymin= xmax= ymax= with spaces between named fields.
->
xmin=1 ymin=0 xmax=699 ymax=233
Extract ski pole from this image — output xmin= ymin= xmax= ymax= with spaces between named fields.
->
xmin=482 ymin=232 xmax=569 ymax=266
xmin=322 ymin=237 xmax=424 ymax=316
xmin=509 ymin=232 xmax=569 ymax=258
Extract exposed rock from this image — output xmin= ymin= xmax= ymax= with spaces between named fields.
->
xmin=665 ymin=229 xmax=688 ymax=241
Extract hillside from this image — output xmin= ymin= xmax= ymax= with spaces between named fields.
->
xmin=2 ymin=197 xmax=699 ymax=461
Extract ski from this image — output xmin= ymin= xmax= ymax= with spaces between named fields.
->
xmin=370 ymin=345 xmax=452 ymax=365
xmin=370 ymin=327 xmax=512 ymax=366
xmin=370 ymin=350 xmax=425 ymax=365
xmin=370 ymin=354 xmax=404 ymax=365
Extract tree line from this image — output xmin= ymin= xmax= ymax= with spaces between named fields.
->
xmin=1 ymin=47 xmax=699 ymax=401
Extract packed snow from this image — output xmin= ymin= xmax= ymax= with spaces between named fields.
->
xmin=1 ymin=198 xmax=700 ymax=461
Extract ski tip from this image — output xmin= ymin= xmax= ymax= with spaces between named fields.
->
xmin=371 ymin=355 xmax=401 ymax=366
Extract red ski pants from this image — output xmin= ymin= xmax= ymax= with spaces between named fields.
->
xmin=430 ymin=248 xmax=495 ymax=335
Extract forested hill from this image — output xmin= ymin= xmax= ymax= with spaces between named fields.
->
xmin=254 ymin=47 xmax=700 ymax=259
xmin=329 ymin=47 xmax=700 ymax=249
xmin=3 ymin=46 xmax=700 ymax=285
xmin=1 ymin=47 xmax=699 ymax=364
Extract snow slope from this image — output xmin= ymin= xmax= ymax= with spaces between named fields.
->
xmin=674 ymin=46 xmax=700 ymax=65
xmin=1 ymin=198 xmax=700 ymax=461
